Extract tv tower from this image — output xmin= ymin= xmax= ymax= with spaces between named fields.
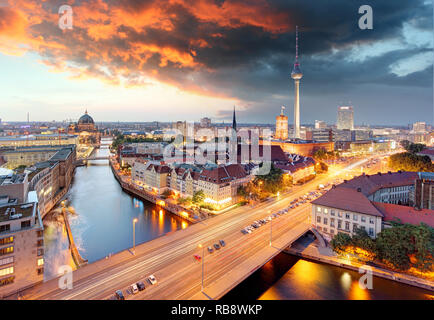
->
xmin=291 ymin=26 xmax=303 ymax=139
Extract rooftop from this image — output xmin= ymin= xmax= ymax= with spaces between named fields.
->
xmin=372 ymin=202 xmax=434 ymax=228
xmin=0 ymin=202 xmax=35 ymax=223
xmin=312 ymin=187 xmax=384 ymax=217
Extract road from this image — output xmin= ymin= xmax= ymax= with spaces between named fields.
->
xmin=20 ymin=155 xmax=386 ymax=300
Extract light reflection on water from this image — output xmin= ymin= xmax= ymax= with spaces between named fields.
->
xmin=43 ymin=140 xmax=189 ymax=280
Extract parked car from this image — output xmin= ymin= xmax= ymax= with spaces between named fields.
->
xmin=148 ymin=274 xmax=157 ymax=285
xmin=214 ymin=243 xmax=221 ymax=250
xmin=241 ymin=229 xmax=248 ymax=235
xmin=115 ymin=290 xmax=125 ymax=300
xmin=193 ymin=254 xmax=202 ymax=261
xmin=130 ymin=283 xmax=139 ymax=295
xmin=219 ymin=240 xmax=226 ymax=247
xmin=208 ymin=246 xmax=214 ymax=253
xmin=137 ymin=282 xmax=145 ymax=291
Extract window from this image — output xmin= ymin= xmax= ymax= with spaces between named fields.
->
xmin=0 ymin=224 xmax=10 ymax=233
xmin=36 ymin=230 xmax=43 ymax=238
xmin=0 ymin=266 xmax=14 ymax=277
xmin=0 ymin=246 xmax=13 ymax=256
xmin=324 ymin=208 xmax=328 ymax=214
xmin=369 ymin=218 xmax=375 ymax=224
xmin=37 ymin=239 xmax=44 ymax=247
xmin=330 ymin=218 xmax=335 ymax=228
xmin=0 ymin=236 xmax=14 ymax=246
xmin=0 ymin=257 xmax=13 ymax=266
xmin=323 ymin=218 xmax=328 ymax=225
xmin=353 ymin=214 xmax=358 ymax=221
xmin=338 ymin=211 xmax=342 ymax=218
xmin=353 ymin=224 xmax=358 ymax=232
xmin=345 ymin=222 xmax=350 ymax=231
xmin=345 ymin=213 xmax=350 ymax=219
xmin=338 ymin=220 xmax=342 ymax=229
xmin=37 ymin=248 xmax=44 ymax=257
xmin=0 ymin=276 xmax=14 ymax=287
xmin=316 ymin=216 xmax=321 ymax=223
xmin=37 ymin=258 xmax=44 ymax=266
xmin=369 ymin=228 xmax=374 ymax=236
xmin=37 ymin=268 xmax=44 ymax=275
xmin=317 ymin=207 xmax=321 ymax=212
xmin=361 ymin=216 xmax=366 ymax=223
xmin=331 ymin=210 xmax=335 ymax=216
xmin=21 ymin=220 xmax=31 ymax=229
xmin=323 ymin=228 xmax=328 ymax=233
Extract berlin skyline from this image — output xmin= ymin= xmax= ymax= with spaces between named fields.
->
xmin=0 ymin=0 xmax=432 ymax=125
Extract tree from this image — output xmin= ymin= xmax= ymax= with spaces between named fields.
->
xmin=388 ymin=152 xmax=434 ymax=172
xmin=400 ymin=140 xmax=426 ymax=154
xmin=330 ymin=232 xmax=352 ymax=254
xmin=192 ymin=190 xmax=206 ymax=205
xmin=160 ymin=189 xmax=173 ymax=199
xmin=178 ymin=197 xmax=192 ymax=206
xmin=316 ymin=161 xmax=328 ymax=173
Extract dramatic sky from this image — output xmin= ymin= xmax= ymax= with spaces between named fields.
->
xmin=0 ymin=0 xmax=432 ymax=125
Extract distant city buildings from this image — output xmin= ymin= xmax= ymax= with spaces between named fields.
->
xmin=336 ymin=106 xmax=354 ymax=130
xmin=315 ymin=120 xmax=327 ymax=129
xmin=200 ymin=117 xmax=212 ymax=128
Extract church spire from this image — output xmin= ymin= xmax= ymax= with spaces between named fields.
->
xmin=232 ymin=106 xmax=237 ymax=131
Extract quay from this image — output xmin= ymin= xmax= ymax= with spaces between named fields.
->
xmin=61 ymin=207 xmax=88 ymax=268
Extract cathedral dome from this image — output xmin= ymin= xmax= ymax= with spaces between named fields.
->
xmin=78 ymin=110 xmax=94 ymax=124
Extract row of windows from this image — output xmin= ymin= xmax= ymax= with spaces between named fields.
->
xmin=316 ymin=217 xmax=375 ymax=236
xmin=316 ymin=207 xmax=375 ymax=224
xmin=0 ymin=276 xmax=14 ymax=287
xmin=318 ymin=225 xmax=375 ymax=237
xmin=0 ymin=220 xmax=32 ymax=234
xmin=0 ymin=266 xmax=14 ymax=277
xmin=0 ymin=256 xmax=14 ymax=266
xmin=0 ymin=236 xmax=14 ymax=246
xmin=0 ymin=246 xmax=13 ymax=256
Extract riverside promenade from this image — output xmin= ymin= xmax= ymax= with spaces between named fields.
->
xmin=109 ymin=158 xmax=199 ymax=224
xmin=286 ymin=241 xmax=434 ymax=292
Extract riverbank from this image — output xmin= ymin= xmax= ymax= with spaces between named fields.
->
xmin=109 ymin=157 xmax=199 ymax=224
xmin=286 ymin=240 xmax=434 ymax=292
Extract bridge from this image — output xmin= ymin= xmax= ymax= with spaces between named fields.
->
xmin=17 ymin=181 xmax=319 ymax=300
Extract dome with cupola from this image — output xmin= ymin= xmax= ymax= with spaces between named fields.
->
xmin=78 ymin=110 xmax=94 ymax=124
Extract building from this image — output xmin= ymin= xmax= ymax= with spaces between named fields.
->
xmin=0 ymin=134 xmax=78 ymax=148
xmin=0 ymin=173 xmax=29 ymax=205
xmin=411 ymin=172 xmax=434 ymax=210
xmin=274 ymin=155 xmax=316 ymax=183
xmin=412 ymin=122 xmax=427 ymax=133
xmin=275 ymin=106 xmax=289 ymax=140
xmin=311 ymin=171 xmax=429 ymax=241
xmin=133 ymin=162 xmax=171 ymax=194
xmin=0 ymin=199 xmax=44 ymax=297
xmin=306 ymin=128 xmax=333 ymax=142
xmin=291 ymin=26 xmax=303 ymax=139
xmin=67 ymin=110 xmax=101 ymax=146
xmin=337 ymin=106 xmax=354 ymax=130
xmin=0 ymin=145 xmax=75 ymax=170
xmin=270 ymin=139 xmax=334 ymax=157
xmin=315 ymin=120 xmax=327 ymax=129
xmin=200 ymin=117 xmax=212 ymax=128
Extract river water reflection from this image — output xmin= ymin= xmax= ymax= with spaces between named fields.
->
xmin=43 ymin=140 xmax=188 ymax=280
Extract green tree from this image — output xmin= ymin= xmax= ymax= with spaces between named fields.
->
xmin=330 ymin=232 xmax=352 ymax=254
xmin=192 ymin=190 xmax=206 ymax=205
xmin=388 ymin=152 xmax=433 ymax=172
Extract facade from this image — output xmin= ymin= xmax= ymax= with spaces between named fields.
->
xmin=275 ymin=106 xmax=289 ymax=141
xmin=133 ymin=163 xmax=171 ymax=194
xmin=337 ymin=106 xmax=354 ymax=130
xmin=306 ymin=128 xmax=332 ymax=142
xmin=315 ymin=120 xmax=327 ymax=129
xmin=311 ymin=171 xmax=428 ymax=241
xmin=270 ymin=139 xmax=334 ymax=157
xmin=0 ymin=198 xmax=44 ymax=297
xmin=67 ymin=110 xmax=101 ymax=146
xmin=0 ymin=134 xmax=78 ymax=148
xmin=412 ymin=122 xmax=426 ymax=133
xmin=411 ymin=172 xmax=434 ymax=210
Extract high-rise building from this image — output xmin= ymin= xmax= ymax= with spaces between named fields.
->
xmin=275 ymin=106 xmax=288 ymax=140
xmin=337 ymin=106 xmax=354 ymax=130
xmin=291 ymin=26 xmax=303 ymax=139
xmin=315 ymin=120 xmax=327 ymax=129
xmin=412 ymin=122 xmax=426 ymax=133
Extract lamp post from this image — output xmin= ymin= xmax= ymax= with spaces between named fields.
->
xmin=198 ymin=244 xmax=205 ymax=291
xmin=133 ymin=218 xmax=138 ymax=255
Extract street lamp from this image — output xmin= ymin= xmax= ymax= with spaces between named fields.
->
xmin=132 ymin=218 xmax=138 ymax=255
xmin=198 ymin=244 xmax=205 ymax=291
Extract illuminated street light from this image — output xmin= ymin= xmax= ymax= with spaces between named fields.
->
xmin=133 ymin=218 xmax=138 ymax=255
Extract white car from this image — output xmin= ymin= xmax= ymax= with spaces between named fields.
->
xmin=130 ymin=283 xmax=139 ymax=294
xmin=148 ymin=275 xmax=157 ymax=285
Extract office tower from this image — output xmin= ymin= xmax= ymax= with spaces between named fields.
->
xmin=337 ymin=106 xmax=354 ymax=130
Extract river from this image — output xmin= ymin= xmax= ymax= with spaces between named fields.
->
xmin=42 ymin=138 xmax=433 ymax=299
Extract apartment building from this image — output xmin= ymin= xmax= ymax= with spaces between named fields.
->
xmin=0 ymin=196 xmax=44 ymax=297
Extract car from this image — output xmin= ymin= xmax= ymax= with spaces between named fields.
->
xmin=219 ymin=240 xmax=226 ymax=247
xmin=130 ymin=283 xmax=139 ymax=295
xmin=148 ymin=274 xmax=157 ymax=285
xmin=115 ymin=290 xmax=125 ymax=300
xmin=214 ymin=243 xmax=221 ymax=250
xmin=207 ymin=246 xmax=214 ymax=253
xmin=252 ymin=224 xmax=259 ymax=228
xmin=246 ymin=228 xmax=252 ymax=233
xmin=137 ymin=282 xmax=145 ymax=291
xmin=241 ymin=229 xmax=248 ymax=235
xmin=193 ymin=254 xmax=202 ymax=261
